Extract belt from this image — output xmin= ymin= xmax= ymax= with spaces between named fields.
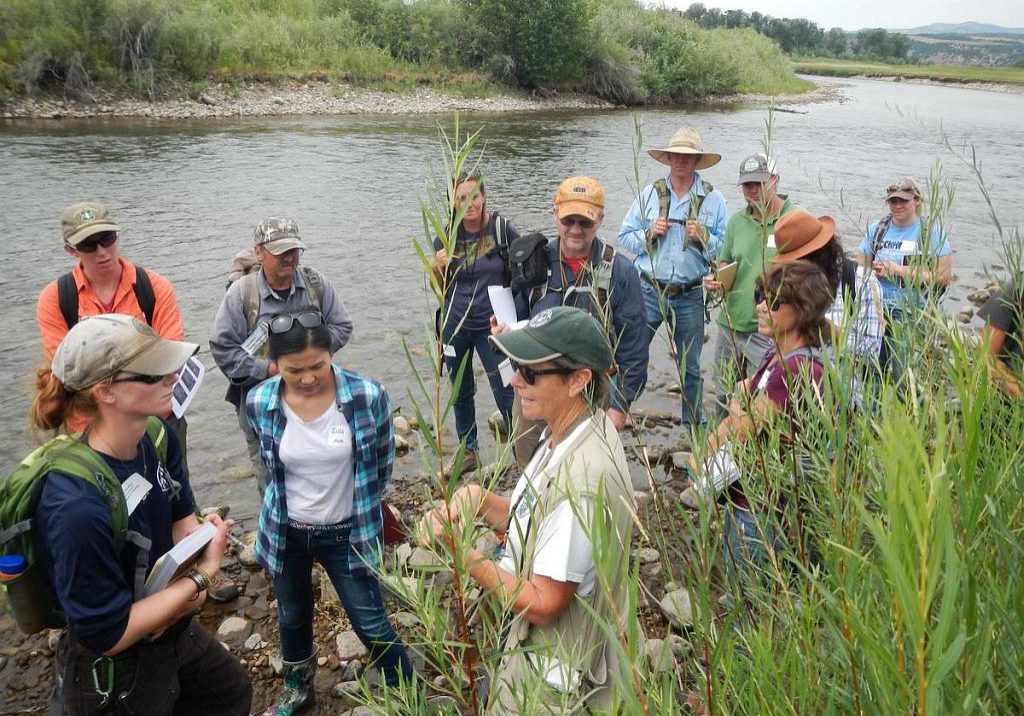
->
xmin=287 ymin=518 xmax=352 ymax=532
xmin=641 ymin=273 xmax=703 ymax=297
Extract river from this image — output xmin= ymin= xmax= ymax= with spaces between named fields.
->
xmin=1 ymin=76 xmax=1022 ymax=523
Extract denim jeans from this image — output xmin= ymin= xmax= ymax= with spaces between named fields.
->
xmin=642 ymin=281 xmax=705 ymax=426
xmin=443 ymin=324 xmax=514 ymax=451
xmin=721 ymin=504 xmax=783 ymax=590
xmin=273 ymin=524 xmax=413 ymax=686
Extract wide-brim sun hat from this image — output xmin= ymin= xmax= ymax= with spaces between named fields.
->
xmin=52 ymin=314 xmax=199 ymax=392
xmin=647 ymin=127 xmax=722 ymax=170
xmin=489 ymin=306 xmax=612 ymax=372
xmin=769 ymin=210 xmax=836 ymax=263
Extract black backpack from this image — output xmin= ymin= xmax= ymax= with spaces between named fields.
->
xmin=57 ymin=264 xmax=156 ymax=329
xmin=840 ymin=258 xmax=858 ymax=302
xmin=508 ymin=232 xmax=549 ymax=290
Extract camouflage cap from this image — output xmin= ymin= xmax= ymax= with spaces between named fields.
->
xmin=885 ymin=177 xmax=922 ymax=202
xmin=52 ymin=314 xmax=198 ymax=392
xmin=253 ymin=217 xmax=306 ymax=255
xmin=61 ymin=202 xmax=120 ymax=247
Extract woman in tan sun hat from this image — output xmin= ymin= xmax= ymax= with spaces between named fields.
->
xmin=771 ymin=209 xmax=884 ymax=368
xmin=617 ymin=126 xmax=729 ymax=432
xmin=25 ymin=315 xmax=252 ymax=714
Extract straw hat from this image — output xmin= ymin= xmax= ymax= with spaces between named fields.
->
xmin=647 ymin=127 xmax=721 ymax=170
xmin=769 ymin=210 xmax=836 ymax=262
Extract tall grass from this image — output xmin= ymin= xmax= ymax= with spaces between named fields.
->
xmin=355 ymin=116 xmax=1024 ymax=714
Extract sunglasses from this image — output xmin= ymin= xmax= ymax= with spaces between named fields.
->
xmin=509 ymin=359 xmax=576 ymax=385
xmin=559 ymin=217 xmax=596 ymax=230
xmin=753 ymin=288 xmax=788 ymax=310
xmin=886 ymin=197 xmax=911 ymax=205
xmin=269 ymin=311 xmax=324 ymax=334
xmin=111 ymin=373 xmax=167 ymax=385
xmin=74 ymin=232 xmax=118 ymax=253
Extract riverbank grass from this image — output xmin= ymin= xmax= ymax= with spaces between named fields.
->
xmin=794 ymin=59 xmax=1024 ymax=86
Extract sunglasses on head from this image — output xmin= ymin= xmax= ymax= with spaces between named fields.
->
xmin=559 ymin=216 xmax=595 ymax=230
xmin=753 ymin=287 xmax=788 ymax=310
xmin=509 ymin=359 xmax=576 ymax=385
xmin=269 ymin=311 xmax=324 ymax=334
xmin=74 ymin=232 xmax=118 ymax=253
xmin=111 ymin=373 xmax=167 ymax=385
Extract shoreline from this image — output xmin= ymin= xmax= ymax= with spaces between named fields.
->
xmin=0 ymin=78 xmax=842 ymax=121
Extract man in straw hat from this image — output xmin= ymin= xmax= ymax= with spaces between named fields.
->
xmin=705 ymin=153 xmax=800 ymax=418
xmin=618 ymin=126 xmax=728 ymax=430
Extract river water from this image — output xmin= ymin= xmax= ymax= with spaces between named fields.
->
xmin=1 ymin=77 xmax=1022 ymax=521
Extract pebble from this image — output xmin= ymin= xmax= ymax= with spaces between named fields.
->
xmin=643 ymin=638 xmax=676 ymax=672
xmin=269 ymin=654 xmax=283 ymax=675
xmin=671 ymin=451 xmax=692 ymax=471
xmin=216 ymin=616 xmax=252 ymax=643
xmin=659 ymin=588 xmax=694 ymax=628
xmin=392 ymin=542 xmax=413 ymax=569
xmin=967 ymin=289 xmax=990 ymax=305
xmin=317 ymin=656 xmax=329 ymax=667
xmin=635 ymin=547 xmax=661 ymax=564
xmin=329 ymin=680 xmax=361 ymax=705
xmin=338 ymin=659 xmax=363 ymax=681
xmin=394 ymin=434 xmax=412 ymax=455
xmin=393 ymin=611 xmax=420 ymax=629
xmin=393 ymin=416 xmax=411 ymax=436
xmin=243 ymin=633 xmax=264 ymax=651
xmin=408 ymin=546 xmax=444 ymax=571
xmin=336 ymin=630 xmax=369 ymax=661
xmin=238 ymin=543 xmax=261 ymax=570
xmin=201 ymin=505 xmax=230 ymax=519
xmin=216 ymin=465 xmax=255 ymax=482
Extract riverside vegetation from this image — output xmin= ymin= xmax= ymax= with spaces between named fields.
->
xmin=0 ymin=0 xmax=810 ymax=106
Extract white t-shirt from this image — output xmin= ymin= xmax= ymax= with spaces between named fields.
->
xmin=280 ymin=400 xmax=354 ymax=525
xmin=498 ymin=421 xmax=596 ymax=597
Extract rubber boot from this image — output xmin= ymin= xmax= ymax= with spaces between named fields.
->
xmin=262 ymin=644 xmax=318 ymax=716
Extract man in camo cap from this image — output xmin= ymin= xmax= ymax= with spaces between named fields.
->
xmin=210 ymin=217 xmax=353 ymax=498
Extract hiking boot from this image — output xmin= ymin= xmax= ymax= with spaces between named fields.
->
xmin=444 ymin=450 xmax=478 ymax=478
xmin=206 ymin=574 xmax=240 ymax=603
xmin=262 ymin=645 xmax=318 ymax=716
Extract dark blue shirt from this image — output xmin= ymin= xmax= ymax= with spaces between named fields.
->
xmin=35 ymin=424 xmax=195 ymax=653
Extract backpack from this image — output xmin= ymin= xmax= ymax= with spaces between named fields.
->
xmin=868 ymin=214 xmax=947 ymax=300
xmin=840 ymin=257 xmax=859 ymax=302
xmin=652 ymin=177 xmax=714 ymax=247
xmin=0 ymin=418 xmax=170 ymax=634
xmin=508 ymin=232 xmax=549 ymax=290
xmin=225 ymin=252 xmax=326 ymax=332
xmin=57 ymin=264 xmax=156 ymax=329
xmin=531 ymin=239 xmax=616 ymax=310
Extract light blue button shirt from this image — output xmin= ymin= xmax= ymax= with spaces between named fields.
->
xmin=617 ymin=171 xmax=728 ymax=285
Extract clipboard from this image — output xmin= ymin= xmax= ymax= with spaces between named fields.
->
xmin=714 ymin=261 xmax=738 ymax=294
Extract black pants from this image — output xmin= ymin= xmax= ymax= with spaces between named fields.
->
xmin=51 ymin=619 xmax=251 ymax=716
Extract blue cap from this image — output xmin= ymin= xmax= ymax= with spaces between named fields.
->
xmin=0 ymin=555 xmax=27 ymax=575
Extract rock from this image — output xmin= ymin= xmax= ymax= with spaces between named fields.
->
xmin=244 ymin=601 xmax=269 ymax=621
xmin=338 ymin=659 xmax=363 ymax=681
xmin=394 ymin=434 xmax=411 ymax=455
xmin=474 ymin=531 xmax=501 ymax=558
xmin=217 ymin=465 xmax=255 ymax=482
xmin=330 ymin=680 xmax=362 ymax=706
xmin=322 ymin=577 xmax=340 ymax=605
xmin=336 ymin=630 xmax=369 ymax=661
xmin=643 ymin=638 xmax=675 ymax=672
xmin=238 ymin=541 xmax=260 ymax=570
xmin=201 ymin=505 xmax=230 ymax=519
xmin=272 ymin=96 xmax=285 ymax=105
xmin=957 ymin=307 xmax=974 ymax=323
xmin=666 ymin=633 xmax=692 ymax=659
xmin=243 ymin=633 xmax=264 ymax=652
xmin=426 ymin=695 xmax=460 ymax=713
xmin=393 ymin=416 xmax=412 ymax=436
xmin=392 ymin=542 xmax=413 ymax=569
xmin=671 ymin=451 xmax=692 ymax=471
xmin=635 ymin=548 xmax=660 ymax=564
xmin=666 ymin=383 xmax=682 ymax=395
xmin=659 ymin=589 xmax=693 ymax=628
xmin=408 ymin=546 xmax=444 ymax=572
xmin=216 ymin=616 xmax=252 ymax=644
xmin=393 ymin=611 xmax=419 ymax=629
xmin=351 ymin=707 xmax=375 ymax=716
xmin=967 ymin=289 xmax=990 ymax=306
xmin=641 ymin=561 xmax=662 ymax=578
xmin=633 ymin=490 xmax=652 ymax=506
xmin=317 ymin=656 xmax=329 ymax=667
xmin=380 ymin=575 xmax=418 ymax=601
xmin=269 ymin=654 xmax=283 ymax=675
xmin=680 ymin=486 xmax=704 ymax=510
xmin=717 ymin=592 xmax=736 ymax=611
xmin=487 ymin=410 xmax=508 ymax=437
xmin=199 ymin=92 xmax=218 ymax=106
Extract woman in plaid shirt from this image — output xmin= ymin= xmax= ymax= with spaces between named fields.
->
xmin=245 ymin=309 xmax=412 ymax=716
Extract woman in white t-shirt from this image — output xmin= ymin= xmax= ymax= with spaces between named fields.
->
xmin=245 ymin=310 xmax=412 ymax=716
xmin=419 ymin=306 xmax=636 ymax=712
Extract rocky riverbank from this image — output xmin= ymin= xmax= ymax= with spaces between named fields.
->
xmin=0 ymin=78 xmax=844 ymax=121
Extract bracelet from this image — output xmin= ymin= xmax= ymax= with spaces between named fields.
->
xmin=188 ymin=567 xmax=212 ymax=593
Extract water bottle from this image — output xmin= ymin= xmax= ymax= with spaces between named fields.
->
xmin=1 ymin=555 xmax=64 ymax=634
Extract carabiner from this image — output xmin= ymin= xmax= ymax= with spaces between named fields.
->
xmin=91 ymin=656 xmax=114 ymax=709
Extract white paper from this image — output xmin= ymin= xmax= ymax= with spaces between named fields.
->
xmin=442 ymin=344 xmax=457 ymax=358
xmin=240 ymin=321 xmax=269 ymax=356
xmin=121 ymin=472 xmax=152 ymax=516
xmin=488 ymin=286 xmax=518 ymax=327
xmin=899 ymin=240 xmax=916 ymax=253
xmin=171 ymin=356 xmax=206 ymax=419
xmin=766 ymin=234 xmax=776 ymax=249
xmin=498 ymin=358 xmax=515 ymax=387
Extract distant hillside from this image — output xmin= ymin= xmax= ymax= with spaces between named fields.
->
xmin=899 ymin=22 xmax=1024 ymax=36
xmin=906 ymin=32 xmax=1024 ymax=67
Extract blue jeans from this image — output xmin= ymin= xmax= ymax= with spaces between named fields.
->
xmin=443 ymin=324 xmax=514 ymax=451
xmin=721 ymin=505 xmax=783 ymax=589
xmin=273 ymin=524 xmax=413 ymax=685
xmin=642 ymin=282 xmax=705 ymax=426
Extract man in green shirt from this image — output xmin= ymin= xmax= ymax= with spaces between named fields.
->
xmin=705 ymin=153 xmax=800 ymax=416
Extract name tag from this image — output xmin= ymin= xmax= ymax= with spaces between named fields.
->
xmin=766 ymin=234 xmax=776 ymax=249
xmin=327 ymin=424 xmax=348 ymax=447
xmin=122 ymin=473 xmax=152 ymax=516
xmin=241 ymin=322 xmax=269 ymax=356
xmin=499 ymin=358 xmax=515 ymax=387
xmin=899 ymin=240 xmax=916 ymax=253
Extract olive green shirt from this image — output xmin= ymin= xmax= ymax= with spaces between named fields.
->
xmin=716 ymin=196 xmax=799 ymax=333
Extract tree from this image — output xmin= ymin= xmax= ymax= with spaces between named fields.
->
xmin=854 ymin=28 xmax=909 ymax=60
xmin=825 ymin=27 xmax=847 ymax=57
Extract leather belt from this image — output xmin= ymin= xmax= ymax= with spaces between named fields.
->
xmin=641 ymin=273 xmax=703 ymax=297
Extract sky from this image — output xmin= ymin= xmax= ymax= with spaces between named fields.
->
xmin=658 ymin=0 xmax=1024 ymax=32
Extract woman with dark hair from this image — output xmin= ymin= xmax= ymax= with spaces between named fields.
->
xmin=419 ymin=306 xmax=635 ymax=713
xmin=246 ymin=310 xmax=412 ymax=715
xmin=431 ymin=170 xmax=521 ymax=475
xmin=26 ymin=315 xmax=250 ymax=715
xmin=686 ymin=261 xmax=832 ymax=582
xmin=771 ymin=210 xmax=884 ymax=366
xmin=978 ymin=279 xmax=1024 ymax=399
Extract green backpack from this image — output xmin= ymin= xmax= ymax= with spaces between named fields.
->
xmin=0 ymin=417 xmax=169 ymax=634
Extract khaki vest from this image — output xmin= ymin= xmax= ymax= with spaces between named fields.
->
xmin=490 ymin=414 xmax=637 ymax=714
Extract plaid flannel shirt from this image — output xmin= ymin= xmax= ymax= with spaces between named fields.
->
xmin=245 ymin=365 xmax=394 ymax=577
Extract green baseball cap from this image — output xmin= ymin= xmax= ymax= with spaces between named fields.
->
xmin=489 ymin=306 xmax=612 ymax=371
xmin=61 ymin=202 xmax=120 ymax=247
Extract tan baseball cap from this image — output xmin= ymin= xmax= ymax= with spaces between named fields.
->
xmin=554 ymin=177 xmax=605 ymax=220
xmin=885 ymin=177 xmax=922 ymax=202
xmin=52 ymin=314 xmax=199 ymax=392
xmin=61 ymin=202 xmax=120 ymax=247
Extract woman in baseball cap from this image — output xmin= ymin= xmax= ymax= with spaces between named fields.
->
xmin=28 ymin=315 xmax=251 ymax=714
xmin=419 ymin=306 xmax=636 ymax=711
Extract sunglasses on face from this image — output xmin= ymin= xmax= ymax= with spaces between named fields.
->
xmin=509 ymin=359 xmax=576 ymax=385
xmin=887 ymin=197 xmax=911 ymax=205
xmin=74 ymin=232 xmax=118 ymax=253
xmin=559 ymin=217 xmax=595 ymax=230
xmin=753 ymin=287 xmax=788 ymax=310
xmin=111 ymin=373 xmax=167 ymax=385
xmin=269 ymin=311 xmax=324 ymax=334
